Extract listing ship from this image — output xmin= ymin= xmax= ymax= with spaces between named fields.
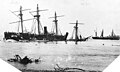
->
xmin=92 ymin=29 xmax=120 ymax=40
xmin=68 ymin=20 xmax=90 ymax=44
xmin=4 ymin=4 xmax=68 ymax=42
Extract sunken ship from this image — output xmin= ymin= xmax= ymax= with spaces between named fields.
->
xmin=92 ymin=29 xmax=120 ymax=40
xmin=68 ymin=20 xmax=90 ymax=44
xmin=4 ymin=4 xmax=68 ymax=42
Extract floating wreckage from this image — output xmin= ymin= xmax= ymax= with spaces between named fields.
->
xmin=4 ymin=4 xmax=68 ymax=42
xmin=7 ymin=55 xmax=41 ymax=65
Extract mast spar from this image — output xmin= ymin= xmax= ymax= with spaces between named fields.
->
xmin=49 ymin=12 xmax=64 ymax=35
xmin=111 ymin=29 xmax=115 ymax=36
xmin=54 ymin=12 xmax=58 ymax=35
xmin=100 ymin=29 xmax=104 ymax=37
xmin=30 ymin=4 xmax=48 ymax=35
xmin=9 ymin=6 xmax=31 ymax=33
xmin=19 ymin=6 xmax=24 ymax=33
xmin=70 ymin=20 xmax=84 ymax=44
xmin=35 ymin=4 xmax=41 ymax=35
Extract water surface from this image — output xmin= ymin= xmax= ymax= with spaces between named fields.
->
xmin=0 ymin=40 xmax=120 ymax=71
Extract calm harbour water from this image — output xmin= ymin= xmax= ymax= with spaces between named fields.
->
xmin=0 ymin=39 xmax=120 ymax=71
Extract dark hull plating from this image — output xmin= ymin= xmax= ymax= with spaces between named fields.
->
xmin=4 ymin=32 xmax=68 ymax=41
xmin=69 ymin=38 xmax=88 ymax=42
xmin=92 ymin=36 xmax=119 ymax=40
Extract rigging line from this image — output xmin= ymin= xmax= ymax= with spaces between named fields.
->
xmin=73 ymin=28 xmax=76 ymax=39
xmin=51 ymin=24 xmax=53 ymax=33
xmin=51 ymin=23 xmax=55 ymax=33
xmin=71 ymin=28 xmax=75 ymax=39
xmin=53 ymin=23 xmax=56 ymax=34
xmin=51 ymin=23 xmax=55 ymax=34
xmin=78 ymin=30 xmax=81 ymax=36
xmin=30 ymin=19 xmax=34 ymax=33
xmin=24 ymin=27 xmax=27 ymax=33
xmin=34 ymin=19 xmax=37 ymax=34
xmin=31 ymin=18 xmax=36 ymax=33
xmin=31 ymin=18 xmax=37 ymax=34
xmin=53 ymin=23 xmax=55 ymax=33
xmin=51 ymin=22 xmax=53 ymax=33
xmin=33 ymin=18 xmax=37 ymax=33
xmin=29 ymin=12 xmax=34 ymax=17
xmin=9 ymin=10 xmax=20 ymax=18
xmin=58 ymin=28 xmax=62 ymax=35
xmin=33 ymin=18 xmax=38 ymax=34
xmin=39 ymin=21 xmax=43 ymax=32
xmin=17 ymin=21 xmax=20 ymax=33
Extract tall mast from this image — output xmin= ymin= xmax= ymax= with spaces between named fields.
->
xmin=100 ymin=29 xmax=104 ymax=37
xmin=54 ymin=12 xmax=58 ymax=35
xmin=19 ymin=6 xmax=24 ymax=33
xmin=75 ymin=20 xmax=78 ymax=41
xmin=34 ymin=4 xmax=41 ymax=35
xmin=95 ymin=31 xmax=97 ymax=37
xmin=37 ymin=4 xmax=40 ymax=35
xmin=31 ymin=4 xmax=48 ymax=35
xmin=94 ymin=28 xmax=97 ymax=37
xmin=70 ymin=20 xmax=84 ymax=44
xmin=9 ymin=6 xmax=31 ymax=33
xmin=111 ymin=29 xmax=114 ymax=36
xmin=49 ymin=12 xmax=64 ymax=35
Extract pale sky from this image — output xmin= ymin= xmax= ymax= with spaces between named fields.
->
xmin=0 ymin=0 xmax=120 ymax=38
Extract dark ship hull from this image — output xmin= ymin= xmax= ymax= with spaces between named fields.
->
xmin=92 ymin=36 xmax=119 ymax=40
xmin=4 ymin=32 xmax=68 ymax=42
xmin=34 ymin=32 xmax=68 ymax=41
xmin=69 ymin=37 xmax=89 ymax=42
xmin=69 ymin=38 xmax=88 ymax=41
xmin=92 ymin=29 xmax=120 ymax=40
xmin=4 ymin=32 xmax=36 ymax=41
xmin=45 ymin=34 xmax=68 ymax=41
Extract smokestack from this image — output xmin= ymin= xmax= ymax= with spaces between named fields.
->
xmin=44 ymin=26 xmax=48 ymax=34
xmin=64 ymin=32 xmax=69 ymax=40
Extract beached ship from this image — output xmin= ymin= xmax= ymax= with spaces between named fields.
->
xmin=92 ymin=29 xmax=120 ymax=40
xmin=68 ymin=20 xmax=90 ymax=44
xmin=4 ymin=4 xmax=68 ymax=42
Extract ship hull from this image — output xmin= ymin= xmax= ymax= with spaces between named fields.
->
xmin=92 ymin=36 xmax=119 ymax=40
xmin=68 ymin=38 xmax=88 ymax=42
xmin=4 ymin=32 xmax=35 ymax=41
xmin=4 ymin=32 xmax=68 ymax=42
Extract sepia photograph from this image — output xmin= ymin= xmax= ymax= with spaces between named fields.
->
xmin=0 ymin=0 xmax=120 ymax=72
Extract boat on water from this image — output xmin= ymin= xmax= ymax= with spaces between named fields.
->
xmin=92 ymin=29 xmax=120 ymax=40
xmin=68 ymin=20 xmax=90 ymax=44
xmin=4 ymin=4 xmax=68 ymax=42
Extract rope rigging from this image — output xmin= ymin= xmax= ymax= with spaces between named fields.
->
xmin=49 ymin=12 xmax=64 ymax=35
xmin=29 ymin=4 xmax=48 ymax=35
xmin=70 ymin=28 xmax=75 ymax=39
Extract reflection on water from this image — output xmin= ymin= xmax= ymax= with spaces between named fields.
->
xmin=0 ymin=40 xmax=120 ymax=71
